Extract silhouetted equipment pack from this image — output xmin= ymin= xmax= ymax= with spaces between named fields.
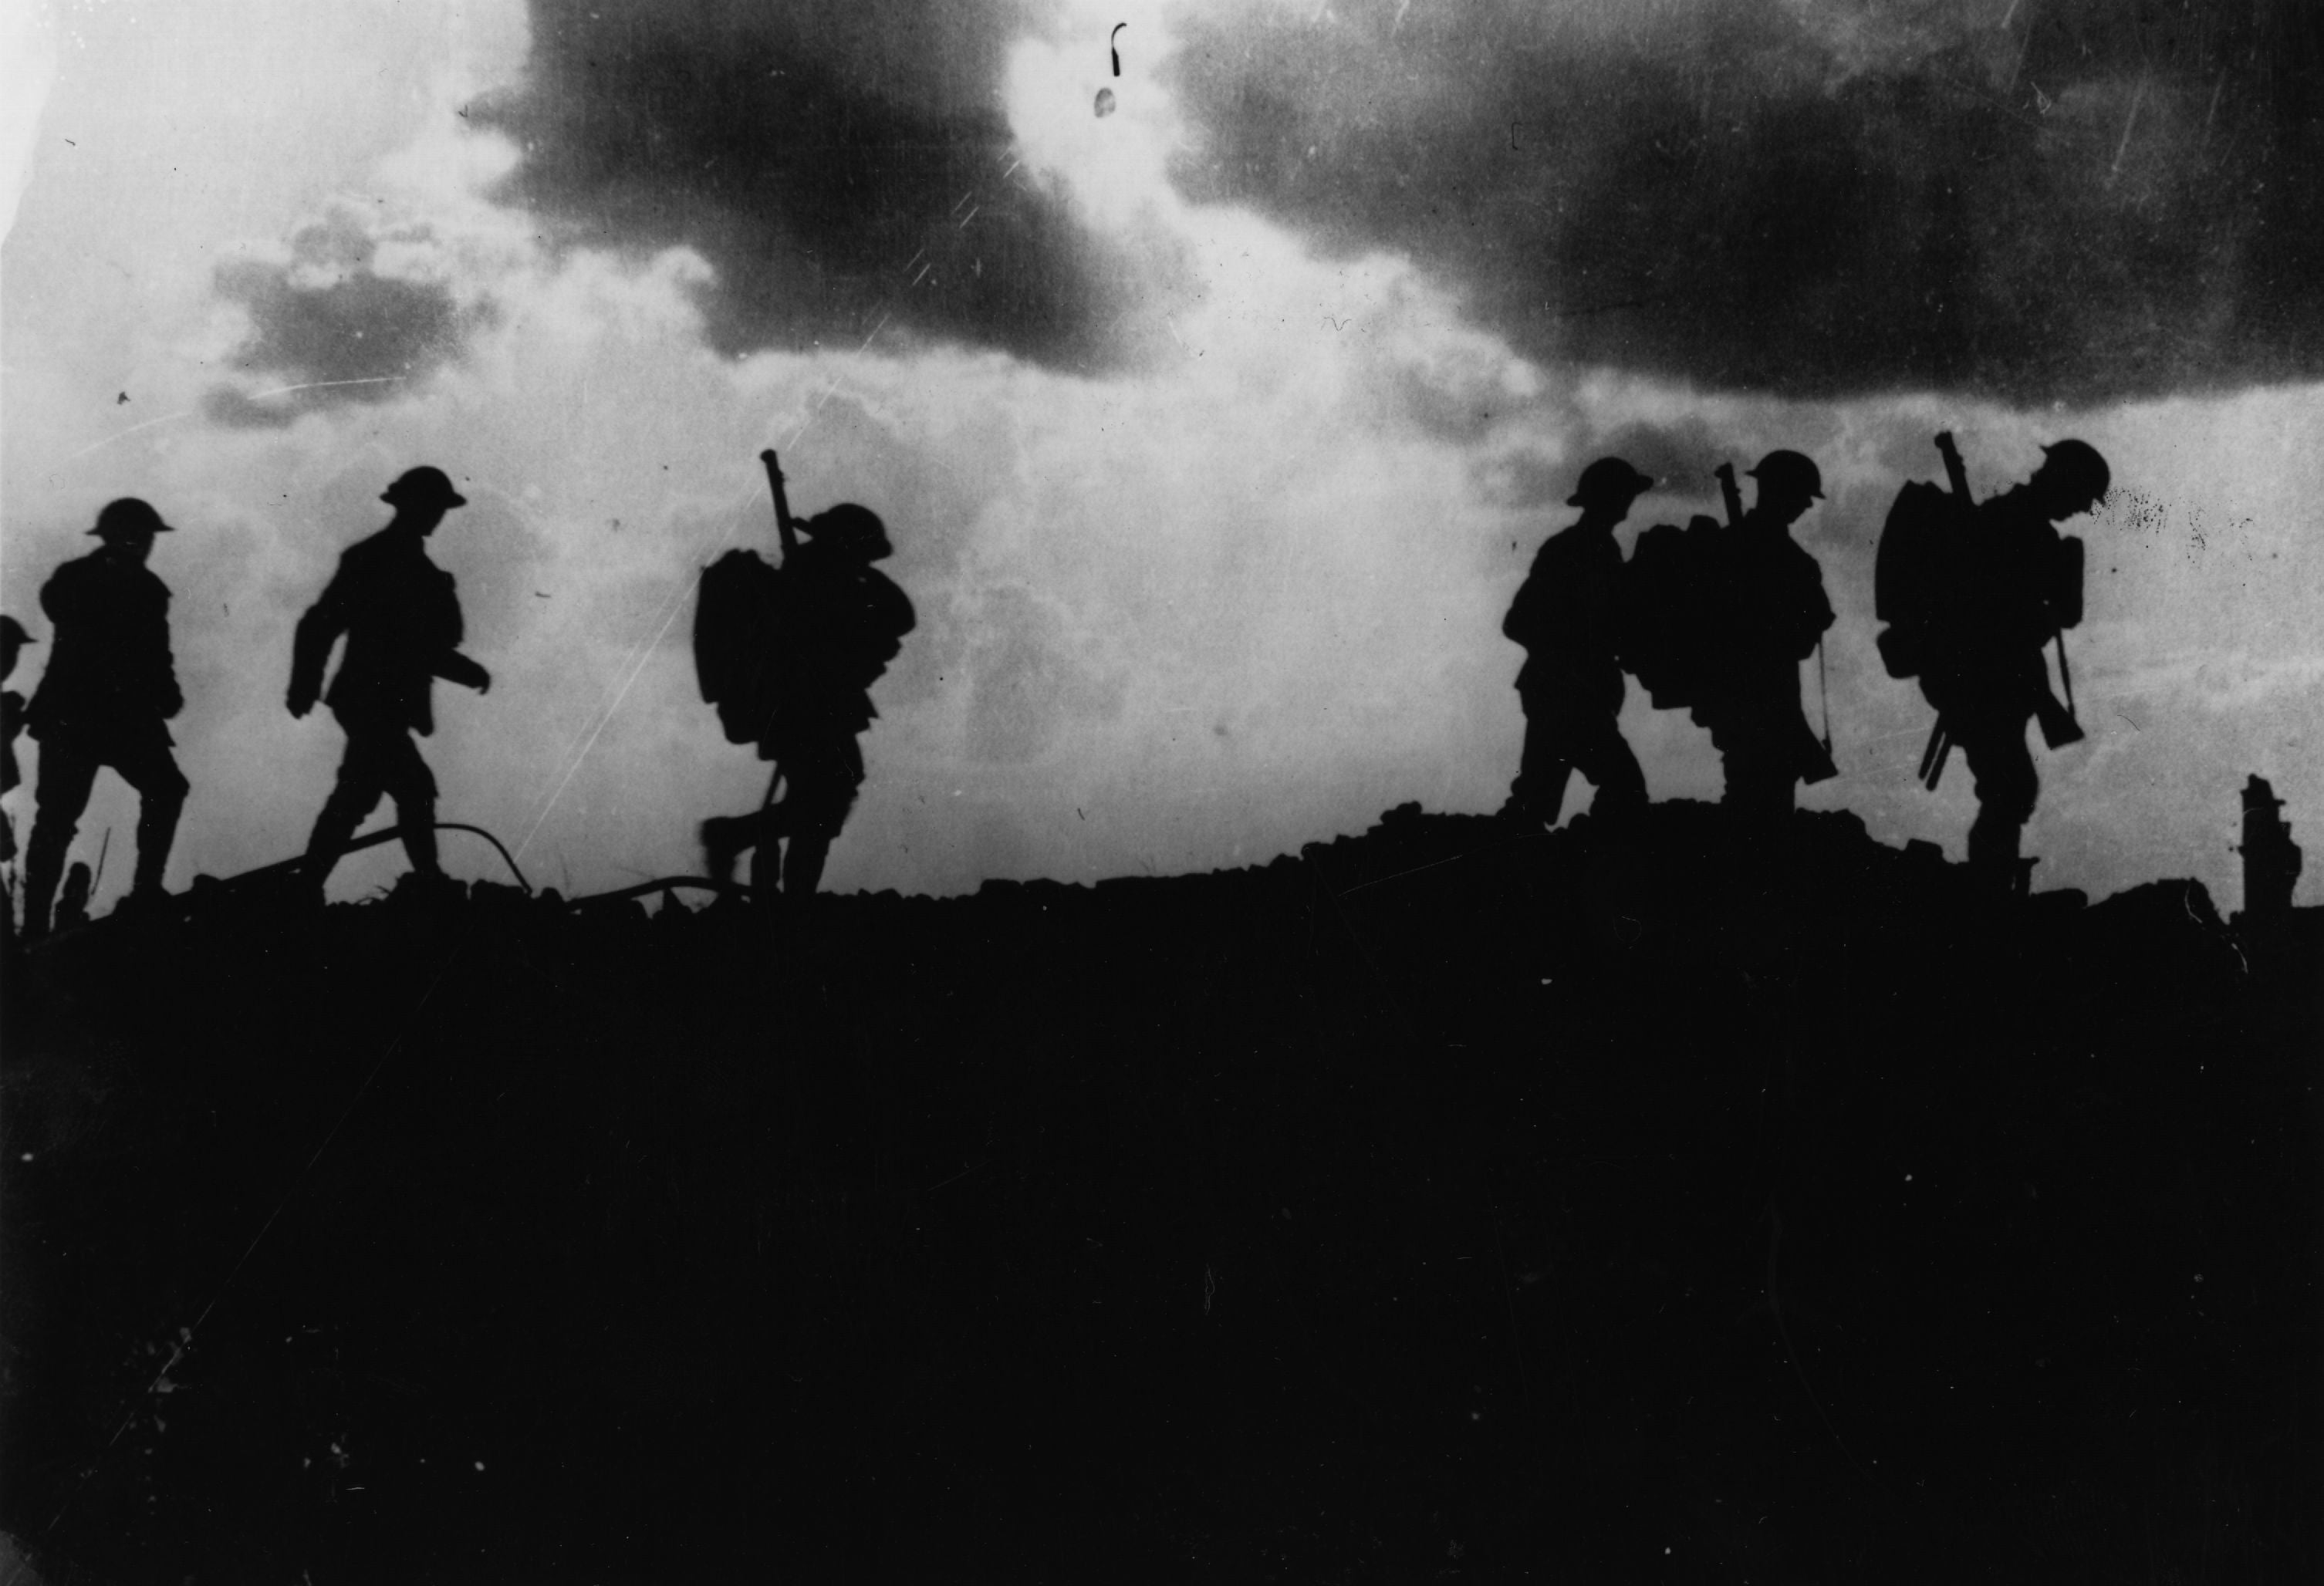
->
xmin=1876 ymin=434 xmax=2088 ymax=789
xmin=1619 ymin=512 xmax=1729 ymax=710
xmin=695 ymin=548 xmax=787 ymax=747
xmin=1875 ymin=434 xmax=2086 ymax=685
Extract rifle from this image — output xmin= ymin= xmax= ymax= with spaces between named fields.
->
xmin=1917 ymin=434 xmax=1974 ymax=790
xmin=759 ymin=449 xmax=799 ymax=562
xmin=1714 ymin=462 xmax=1745 ymax=529
xmin=754 ymin=450 xmax=799 ymax=819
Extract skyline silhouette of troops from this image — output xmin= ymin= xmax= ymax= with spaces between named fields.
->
xmin=1499 ymin=456 xmax=1653 ymax=832
xmin=289 ymin=466 xmax=492 ymax=899
xmin=698 ymin=454 xmax=915 ymax=905
xmin=19 ymin=499 xmax=190 ymax=936
xmin=1878 ymin=434 xmax=2109 ymax=894
xmin=1690 ymin=450 xmax=1838 ymax=822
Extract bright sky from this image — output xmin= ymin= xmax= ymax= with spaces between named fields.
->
xmin=3 ymin=0 xmax=2319 ymax=910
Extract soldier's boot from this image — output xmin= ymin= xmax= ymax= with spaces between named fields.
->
xmin=125 ymin=785 xmax=185 ymax=906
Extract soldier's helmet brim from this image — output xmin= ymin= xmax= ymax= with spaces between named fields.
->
xmin=88 ymin=498 xmax=174 ymax=538
xmin=1566 ymin=458 xmax=1657 ymax=507
xmin=380 ymin=467 xmax=469 ymax=510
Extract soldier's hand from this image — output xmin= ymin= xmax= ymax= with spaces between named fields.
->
xmin=287 ymin=692 xmax=312 ymax=720
xmin=473 ymin=668 xmax=492 ymax=696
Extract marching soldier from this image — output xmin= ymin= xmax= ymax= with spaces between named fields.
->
xmin=1499 ymin=457 xmax=1652 ymax=830
xmin=289 ymin=466 xmax=491 ymax=897
xmin=1916 ymin=440 xmax=2108 ymax=891
xmin=20 ymin=499 xmax=191 ymax=934
xmin=699 ymin=502 xmax=915 ymax=903
xmin=1695 ymin=450 xmax=1836 ymax=822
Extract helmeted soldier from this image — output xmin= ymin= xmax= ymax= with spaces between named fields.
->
xmin=289 ymin=466 xmax=491 ymax=896
xmin=1694 ymin=450 xmax=1836 ymax=820
xmin=700 ymin=503 xmax=915 ymax=901
xmin=1917 ymin=440 xmax=2108 ymax=889
xmin=2 ymin=616 xmax=32 ymax=869
xmin=19 ymin=499 xmax=191 ymax=933
xmin=1499 ymin=457 xmax=1652 ymax=829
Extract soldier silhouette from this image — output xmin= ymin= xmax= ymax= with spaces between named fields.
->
xmin=1499 ymin=457 xmax=1652 ymax=830
xmin=699 ymin=503 xmax=915 ymax=902
xmin=19 ymin=499 xmax=190 ymax=935
xmin=1694 ymin=451 xmax=1836 ymax=822
xmin=289 ymin=467 xmax=491 ymax=897
xmin=2 ymin=616 xmax=31 ymax=872
xmin=1913 ymin=440 xmax=2108 ymax=892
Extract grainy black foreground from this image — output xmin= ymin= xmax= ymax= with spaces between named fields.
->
xmin=3 ymin=801 xmax=2317 ymax=1583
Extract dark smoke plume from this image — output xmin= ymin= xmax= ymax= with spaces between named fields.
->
xmin=478 ymin=0 xmax=1124 ymax=370
xmin=205 ymin=211 xmax=482 ymax=428
xmin=1167 ymin=0 xmax=2324 ymax=403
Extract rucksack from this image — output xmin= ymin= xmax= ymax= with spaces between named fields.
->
xmin=1873 ymin=480 xmax=1966 ymax=680
xmin=1874 ymin=482 xmax=2086 ymax=680
xmin=1619 ymin=515 xmax=1724 ymax=709
xmin=693 ymin=548 xmax=785 ymax=746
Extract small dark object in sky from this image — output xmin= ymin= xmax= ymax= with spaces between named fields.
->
xmin=1094 ymin=86 xmax=1116 ymax=118
xmin=116 ymin=392 xmax=129 ymax=404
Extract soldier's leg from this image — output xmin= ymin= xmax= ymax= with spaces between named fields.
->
xmin=1570 ymin=710 xmax=1647 ymax=821
xmin=22 ymin=741 xmax=100 ymax=936
xmin=779 ymin=732 xmax=863 ymax=900
xmin=304 ymin=727 xmax=391 ymax=888
xmin=1961 ymin=714 xmax=2038 ymax=888
xmin=113 ymin=740 xmax=190 ymax=899
xmin=374 ymin=732 xmax=442 ymax=876
xmin=1505 ymin=696 xmax=1575 ymax=825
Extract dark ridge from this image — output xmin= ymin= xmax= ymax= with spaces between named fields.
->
xmin=2 ymin=801 xmax=2317 ymax=1581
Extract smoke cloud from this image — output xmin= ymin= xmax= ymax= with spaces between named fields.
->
xmin=476 ymin=0 xmax=1130 ymax=369
xmin=1167 ymin=0 xmax=2324 ymax=403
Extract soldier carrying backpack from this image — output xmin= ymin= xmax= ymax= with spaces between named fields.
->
xmin=1685 ymin=450 xmax=1838 ymax=822
xmin=696 ymin=452 xmax=915 ymax=903
xmin=1874 ymin=434 xmax=2107 ymax=893
xmin=1498 ymin=457 xmax=1653 ymax=830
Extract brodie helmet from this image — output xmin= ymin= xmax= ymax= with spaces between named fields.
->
xmin=380 ymin=466 xmax=468 ymax=511
xmin=1566 ymin=457 xmax=1657 ymax=509
xmin=88 ymin=498 xmax=174 ymax=539
xmin=1746 ymin=450 xmax=1824 ymax=501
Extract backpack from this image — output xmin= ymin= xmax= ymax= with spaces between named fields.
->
xmin=693 ymin=548 xmax=785 ymax=746
xmin=1874 ymin=482 xmax=2086 ymax=680
xmin=1619 ymin=515 xmax=1724 ymax=709
xmin=1873 ymin=480 xmax=1970 ymax=680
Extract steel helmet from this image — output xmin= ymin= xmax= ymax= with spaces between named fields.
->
xmin=88 ymin=498 xmax=174 ymax=540
xmin=1746 ymin=450 xmax=1824 ymax=501
xmin=1566 ymin=457 xmax=1657 ymax=508
xmin=801 ymin=504 xmax=891 ymax=557
xmin=2037 ymin=440 xmax=2110 ymax=507
xmin=380 ymin=466 xmax=468 ymax=511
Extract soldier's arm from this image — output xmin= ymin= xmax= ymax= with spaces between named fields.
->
xmin=433 ymin=650 xmax=491 ymax=693
xmin=426 ymin=575 xmax=489 ymax=693
xmin=288 ymin=559 xmax=354 ymax=715
xmin=153 ymin=588 xmax=184 ymax=719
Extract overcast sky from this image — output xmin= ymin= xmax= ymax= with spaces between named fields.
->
xmin=3 ymin=0 xmax=2319 ymax=909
